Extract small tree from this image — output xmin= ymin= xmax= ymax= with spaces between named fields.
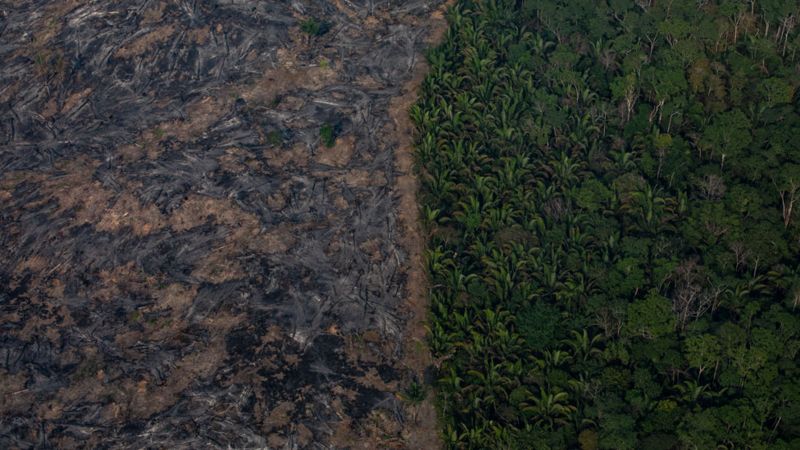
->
xmin=397 ymin=380 xmax=428 ymax=423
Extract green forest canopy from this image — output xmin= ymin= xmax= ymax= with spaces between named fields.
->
xmin=411 ymin=0 xmax=800 ymax=448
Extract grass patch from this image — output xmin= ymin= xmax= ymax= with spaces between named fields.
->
xmin=319 ymin=123 xmax=336 ymax=148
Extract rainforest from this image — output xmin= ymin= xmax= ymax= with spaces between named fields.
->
xmin=413 ymin=0 xmax=800 ymax=448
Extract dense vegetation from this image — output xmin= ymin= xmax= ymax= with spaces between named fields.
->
xmin=412 ymin=1 xmax=800 ymax=448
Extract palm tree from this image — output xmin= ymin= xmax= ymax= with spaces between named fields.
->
xmin=427 ymin=320 xmax=452 ymax=357
xmin=398 ymin=380 xmax=428 ymax=423
xmin=563 ymin=329 xmax=603 ymax=362
xmin=522 ymin=389 xmax=577 ymax=429
xmin=464 ymin=360 xmax=514 ymax=417
xmin=426 ymin=245 xmax=454 ymax=276
xmin=625 ymin=183 xmax=673 ymax=234
xmin=541 ymin=349 xmax=573 ymax=371
xmin=531 ymin=34 xmax=556 ymax=56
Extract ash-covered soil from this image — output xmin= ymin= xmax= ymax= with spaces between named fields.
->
xmin=0 ymin=1 xmax=445 ymax=448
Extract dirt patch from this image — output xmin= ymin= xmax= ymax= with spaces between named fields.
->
xmin=241 ymin=66 xmax=337 ymax=106
xmin=141 ymin=1 xmax=166 ymax=25
xmin=219 ymin=147 xmax=261 ymax=173
xmin=142 ymin=96 xmax=230 ymax=152
xmin=41 ymin=87 xmax=93 ymax=119
xmin=155 ymin=283 xmax=197 ymax=312
xmin=388 ymin=2 xmax=455 ymax=449
xmin=192 ymin=251 xmax=245 ymax=283
xmin=315 ymin=135 xmax=356 ymax=167
xmin=315 ymin=169 xmax=388 ymax=188
xmin=169 ymin=195 xmax=241 ymax=232
xmin=264 ymin=143 xmax=309 ymax=169
xmin=0 ymin=370 xmax=35 ymax=414
xmin=128 ymin=339 xmax=227 ymax=419
xmin=93 ymin=261 xmax=155 ymax=302
xmin=264 ymin=401 xmax=295 ymax=431
xmin=17 ymin=157 xmax=115 ymax=227
xmin=187 ymin=26 xmax=211 ymax=45
xmin=96 ymin=193 xmax=166 ymax=236
xmin=170 ymin=195 xmax=300 ymax=283
xmin=115 ymin=25 xmax=176 ymax=58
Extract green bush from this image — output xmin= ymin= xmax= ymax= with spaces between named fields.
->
xmin=300 ymin=18 xmax=330 ymax=37
xmin=319 ymin=123 xmax=336 ymax=147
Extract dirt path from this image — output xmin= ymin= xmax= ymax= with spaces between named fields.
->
xmin=0 ymin=1 xmax=447 ymax=448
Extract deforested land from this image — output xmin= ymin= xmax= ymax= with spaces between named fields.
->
xmin=0 ymin=1 xmax=448 ymax=448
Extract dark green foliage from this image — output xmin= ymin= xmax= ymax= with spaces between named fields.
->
xmin=399 ymin=380 xmax=428 ymax=405
xmin=413 ymin=1 xmax=800 ymax=448
xmin=319 ymin=123 xmax=336 ymax=147
xmin=516 ymin=302 xmax=561 ymax=351
xmin=300 ymin=18 xmax=330 ymax=37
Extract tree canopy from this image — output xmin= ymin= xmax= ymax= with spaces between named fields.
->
xmin=413 ymin=0 xmax=800 ymax=448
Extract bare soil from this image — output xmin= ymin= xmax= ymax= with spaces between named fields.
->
xmin=0 ymin=1 xmax=447 ymax=448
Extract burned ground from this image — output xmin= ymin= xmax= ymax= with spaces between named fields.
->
xmin=0 ymin=1 xmax=445 ymax=448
